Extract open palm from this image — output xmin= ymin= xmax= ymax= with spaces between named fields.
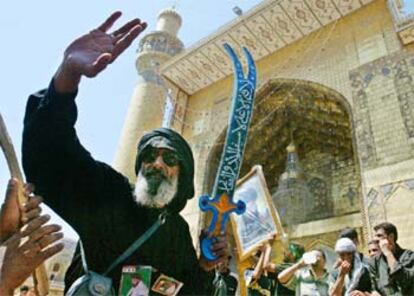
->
xmin=62 ymin=11 xmax=146 ymax=78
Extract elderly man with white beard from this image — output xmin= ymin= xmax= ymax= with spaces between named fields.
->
xmin=22 ymin=12 xmax=228 ymax=295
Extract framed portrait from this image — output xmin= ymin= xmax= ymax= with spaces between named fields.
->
xmin=230 ymin=165 xmax=282 ymax=260
xmin=151 ymin=274 xmax=183 ymax=296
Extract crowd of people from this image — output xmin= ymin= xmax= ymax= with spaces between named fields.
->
xmin=242 ymin=226 xmax=414 ymax=296
xmin=0 ymin=10 xmax=413 ymax=296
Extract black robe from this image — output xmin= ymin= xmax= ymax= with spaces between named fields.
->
xmin=22 ymin=81 xmax=213 ymax=295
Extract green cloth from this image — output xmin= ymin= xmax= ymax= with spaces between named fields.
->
xmin=368 ymin=245 xmax=414 ymax=295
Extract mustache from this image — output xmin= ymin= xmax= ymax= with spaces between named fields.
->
xmin=142 ymin=167 xmax=167 ymax=180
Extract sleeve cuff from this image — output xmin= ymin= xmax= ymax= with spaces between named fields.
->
xmin=40 ymin=78 xmax=79 ymax=124
xmin=48 ymin=78 xmax=78 ymax=103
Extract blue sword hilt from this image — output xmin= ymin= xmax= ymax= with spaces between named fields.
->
xmin=199 ymin=193 xmax=245 ymax=261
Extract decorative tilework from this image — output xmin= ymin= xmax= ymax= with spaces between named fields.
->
xmin=404 ymin=179 xmax=414 ymax=190
xmin=245 ymin=15 xmax=286 ymax=52
xmin=187 ymin=52 xmax=223 ymax=81
xmin=201 ymin=43 xmax=233 ymax=75
xmin=280 ymin=0 xmax=321 ymax=35
xmin=262 ymin=4 xmax=303 ymax=44
xmin=229 ymin=24 xmax=269 ymax=60
xmin=333 ymin=0 xmax=362 ymax=15
xmin=380 ymin=184 xmax=394 ymax=198
xmin=306 ymin=0 xmax=342 ymax=25
xmin=160 ymin=0 xmax=378 ymax=94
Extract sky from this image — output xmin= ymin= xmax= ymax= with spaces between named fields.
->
xmin=1 ymin=1 xmax=414 ymax=240
xmin=0 ymin=0 xmax=263 ymax=239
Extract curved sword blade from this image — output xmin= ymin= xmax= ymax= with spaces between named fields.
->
xmin=199 ymin=43 xmax=257 ymax=261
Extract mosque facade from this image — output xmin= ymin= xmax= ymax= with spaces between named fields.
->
xmin=114 ymin=0 xmax=414 ymax=292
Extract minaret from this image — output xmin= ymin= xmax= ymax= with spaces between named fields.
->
xmin=272 ymin=141 xmax=313 ymax=226
xmin=113 ymin=8 xmax=184 ymax=181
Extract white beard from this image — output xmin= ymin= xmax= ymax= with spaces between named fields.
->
xmin=134 ymin=170 xmax=178 ymax=208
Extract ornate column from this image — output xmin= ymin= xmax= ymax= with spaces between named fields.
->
xmin=113 ymin=8 xmax=184 ymax=181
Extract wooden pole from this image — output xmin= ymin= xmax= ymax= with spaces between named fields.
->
xmin=0 ymin=113 xmax=49 ymax=296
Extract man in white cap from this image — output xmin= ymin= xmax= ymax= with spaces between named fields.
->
xmin=330 ymin=238 xmax=372 ymax=296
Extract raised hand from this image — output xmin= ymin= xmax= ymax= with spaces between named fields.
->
xmin=0 ymin=179 xmax=64 ymax=294
xmin=54 ymin=11 xmax=147 ymax=93
xmin=379 ymin=238 xmax=392 ymax=256
xmin=338 ymin=260 xmax=351 ymax=276
xmin=0 ymin=214 xmax=64 ymax=295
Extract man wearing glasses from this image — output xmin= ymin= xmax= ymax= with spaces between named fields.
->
xmin=22 ymin=12 xmax=228 ymax=295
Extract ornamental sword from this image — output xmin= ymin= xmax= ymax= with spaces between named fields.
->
xmin=199 ymin=43 xmax=257 ymax=261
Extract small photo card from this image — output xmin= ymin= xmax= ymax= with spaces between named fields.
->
xmin=119 ymin=265 xmax=152 ymax=296
xmin=151 ymin=274 xmax=183 ymax=296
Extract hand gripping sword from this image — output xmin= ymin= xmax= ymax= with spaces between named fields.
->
xmin=0 ymin=113 xmax=49 ymax=296
xmin=199 ymin=43 xmax=257 ymax=261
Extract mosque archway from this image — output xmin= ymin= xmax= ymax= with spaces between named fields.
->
xmin=203 ymin=78 xmax=363 ymax=234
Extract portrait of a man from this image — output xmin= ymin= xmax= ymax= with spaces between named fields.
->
xmin=231 ymin=166 xmax=280 ymax=259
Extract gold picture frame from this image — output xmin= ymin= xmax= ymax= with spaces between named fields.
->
xmin=230 ymin=165 xmax=282 ymax=261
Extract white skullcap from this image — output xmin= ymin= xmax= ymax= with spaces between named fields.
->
xmin=335 ymin=238 xmax=356 ymax=253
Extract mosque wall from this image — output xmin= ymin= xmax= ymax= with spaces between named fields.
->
xmin=300 ymin=151 xmax=360 ymax=217
xmin=178 ymin=0 xmax=408 ymax=247
xmin=350 ymin=50 xmax=414 ymax=247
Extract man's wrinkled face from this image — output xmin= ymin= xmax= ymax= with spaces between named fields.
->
xmin=134 ymin=147 xmax=180 ymax=208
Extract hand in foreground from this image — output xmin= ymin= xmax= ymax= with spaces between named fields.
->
xmin=54 ymin=11 xmax=147 ymax=92
xmin=338 ymin=260 xmax=351 ymax=276
xmin=0 ymin=179 xmax=36 ymax=242
xmin=0 ymin=179 xmax=64 ymax=295
xmin=199 ymin=230 xmax=229 ymax=271
xmin=378 ymin=238 xmax=392 ymax=256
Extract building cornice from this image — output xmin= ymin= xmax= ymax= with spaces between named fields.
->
xmin=160 ymin=0 xmax=378 ymax=95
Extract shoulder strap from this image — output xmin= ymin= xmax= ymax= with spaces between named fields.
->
xmin=103 ymin=212 xmax=167 ymax=276
xmin=79 ymin=239 xmax=89 ymax=273
xmin=78 ymin=212 xmax=167 ymax=276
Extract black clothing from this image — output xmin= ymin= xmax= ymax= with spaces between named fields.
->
xmin=245 ymin=269 xmax=276 ymax=296
xmin=368 ymin=245 xmax=414 ymax=295
xmin=222 ymin=273 xmax=238 ymax=296
xmin=22 ymin=82 xmax=213 ymax=295
xmin=213 ymin=272 xmax=238 ymax=296
xmin=330 ymin=265 xmax=372 ymax=294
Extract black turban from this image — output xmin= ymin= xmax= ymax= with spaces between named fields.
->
xmin=135 ymin=128 xmax=195 ymax=213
